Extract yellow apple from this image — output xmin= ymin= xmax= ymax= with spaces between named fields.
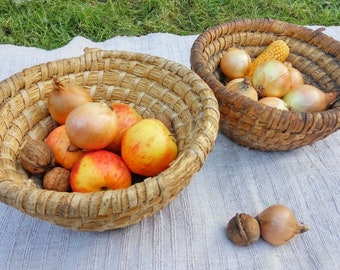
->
xmin=45 ymin=125 xmax=84 ymax=170
xmin=121 ymin=118 xmax=178 ymax=177
xmin=106 ymin=103 xmax=142 ymax=153
xmin=70 ymin=150 xmax=132 ymax=192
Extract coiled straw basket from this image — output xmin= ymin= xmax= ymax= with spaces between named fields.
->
xmin=190 ymin=18 xmax=340 ymax=151
xmin=0 ymin=49 xmax=219 ymax=231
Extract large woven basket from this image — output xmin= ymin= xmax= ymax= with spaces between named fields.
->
xmin=0 ymin=49 xmax=219 ymax=231
xmin=190 ymin=18 xmax=340 ymax=151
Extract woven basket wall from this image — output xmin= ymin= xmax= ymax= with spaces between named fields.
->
xmin=190 ymin=18 xmax=340 ymax=151
xmin=0 ymin=49 xmax=220 ymax=231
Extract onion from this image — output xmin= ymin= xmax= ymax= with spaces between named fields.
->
xmin=220 ymin=48 xmax=252 ymax=79
xmin=259 ymin=97 xmax=289 ymax=111
xmin=48 ymin=77 xmax=93 ymax=124
xmin=252 ymin=60 xmax=291 ymax=98
xmin=285 ymin=62 xmax=304 ymax=89
xmin=256 ymin=204 xmax=309 ymax=246
xmin=282 ymin=84 xmax=340 ymax=112
xmin=65 ymin=102 xmax=119 ymax=150
xmin=225 ymin=77 xmax=258 ymax=101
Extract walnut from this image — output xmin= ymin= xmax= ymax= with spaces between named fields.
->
xmin=19 ymin=140 xmax=55 ymax=174
xmin=43 ymin=167 xmax=71 ymax=192
xmin=226 ymin=213 xmax=260 ymax=246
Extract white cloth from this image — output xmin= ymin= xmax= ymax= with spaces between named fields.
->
xmin=1 ymin=26 xmax=340 ymax=270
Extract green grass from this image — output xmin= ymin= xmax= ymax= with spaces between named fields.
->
xmin=1 ymin=0 xmax=339 ymax=50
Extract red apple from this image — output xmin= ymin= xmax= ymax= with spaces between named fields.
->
xmin=121 ymin=118 xmax=178 ymax=177
xmin=70 ymin=150 xmax=132 ymax=192
xmin=106 ymin=103 xmax=142 ymax=153
xmin=45 ymin=125 xmax=84 ymax=170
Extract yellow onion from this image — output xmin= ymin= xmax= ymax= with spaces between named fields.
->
xmin=48 ymin=77 xmax=92 ymax=124
xmin=259 ymin=97 xmax=289 ymax=111
xmin=282 ymin=84 xmax=340 ymax=113
xmin=284 ymin=62 xmax=304 ymax=89
xmin=256 ymin=204 xmax=309 ymax=246
xmin=252 ymin=60 xmax=291 ymax=98
xmin=65 ymin=102 xmax=119 ymax=150
xmin=220 ymin=48 xmax=252 ymax=79
xmin=225 ymin=77 xmax=258 ymax=101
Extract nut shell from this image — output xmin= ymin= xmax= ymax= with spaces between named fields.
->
xmin=19 ymin=140 xmax=55 ymax=174
xmin=43 ymin=167 xmax=71 ymax=192
xmin=226 ymin=213 xmax=260 ymax=246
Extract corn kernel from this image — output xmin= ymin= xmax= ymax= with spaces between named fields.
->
xmin=248 ymin=40 xmax=290 ymax=77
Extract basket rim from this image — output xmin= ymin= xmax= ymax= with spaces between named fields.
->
xmin=193 ymin=18 xmax=340 ymax=56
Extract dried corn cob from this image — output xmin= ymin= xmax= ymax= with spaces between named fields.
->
xmin=248 ymin=40 xmax=290 ymax=77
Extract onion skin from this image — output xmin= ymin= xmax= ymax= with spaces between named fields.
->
xmin=65 ymin=102 xmax=119 ymax=150
xmin=48 ymin=78 xmax=92 ymax=124
xmin=252 ymin=60 xmax=291 ymax=98
xmin=256 ymin=204 xmax=309 ymax=246
xmin=225 ymin=77 xmax=258 ymax=101
xmin=259 ymin=97 xmax=289 ymax=111
xmin=282 ymin=84 xmax=340 ymax=113
xmin=220 ymin=48 xmax=252 ymax=79
xmin=285 ymin=62 xmax=304 ymax=89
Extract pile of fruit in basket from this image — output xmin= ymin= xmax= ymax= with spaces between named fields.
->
xmin=19 ymin=78 xmax=178 ymax=193
xmin=219 ymin=40 xmax=339 ymax=112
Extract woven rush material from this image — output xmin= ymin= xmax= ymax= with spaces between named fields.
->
xmin=0 ymin=49 xmax=220 ymax=231
xmin=190 ymin=18 xmax=340 ymax=151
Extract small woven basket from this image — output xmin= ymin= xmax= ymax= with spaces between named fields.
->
xmin=0 ymin=49 xmax=219 ymax=231
xmin=190 ymin=18 xmax=340 ymax=151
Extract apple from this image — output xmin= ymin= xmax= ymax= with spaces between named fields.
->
xmin=106 ymin=103 xmax=143 ymax=153
xmin=45 ymin=125 xmax=84 ymax=170
xmin=70 ymin=150 xmax=132 ymax=192
xmin=121 ymin=118 xmax=178 ymax=177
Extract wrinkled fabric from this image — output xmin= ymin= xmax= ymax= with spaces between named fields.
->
xmin=0 ymin=27 xmax=340 ymax=270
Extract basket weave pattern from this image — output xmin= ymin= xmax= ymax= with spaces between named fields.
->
xmin=0 ymin=49 xmax=219 ymax=231
xmin=190 ymin=18 xmax=340 ymax=151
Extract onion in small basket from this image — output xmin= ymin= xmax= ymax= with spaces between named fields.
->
xmin=220 ymin=48 xmax=252 ymax=80
xmin=282 ymin=84 xmax=340 ymax=113
xmin=225 ymin=77 xmax=258 ymax=101
xmin=252 ymin=60 xmax=291 ymax=98
xmin=259 ymin=97 xmax=289 ymax=111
